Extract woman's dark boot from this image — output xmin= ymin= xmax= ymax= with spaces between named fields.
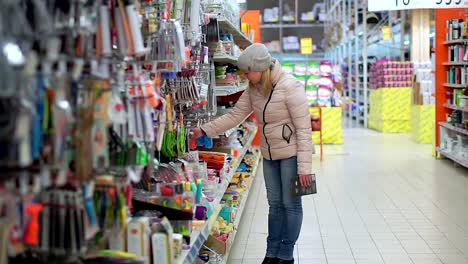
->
xmin=262 ymin=257 xmax=279 ymax=264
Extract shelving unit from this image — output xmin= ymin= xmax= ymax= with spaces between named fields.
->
xmin=437 ymin=147 xmax=468 ymax=168
xmin=444 ymin=103 xmax=468 ymax=112
xmin=439 ymin=122 xmax=468 ymax=136
xmin=213 ymin=54 xmax=238 ymax=64
xmin=444 ymin=83 xmax=468 ymax=88
xmin=215 ymin=82 xmax=248 ymax=97
xmin=176 ymin=130 xmax=257 ymax=264
xmin=443 ymin=62 xmax=468 ymax=66
xmin=260 ymin=23 xmax=324 ymax=28
xmin=219 ymin=154 xmax=262 ymax=264
xmin=324 ymin=0 xmax=410 ymax=128
xmin=217 ymin=17 xmax=253 ymax=49
xmin=435 ymin=9 xmax=468 ymax=168
xmin=248 ymin=0 xmax=325 ymax=55
xmin=174 ymin=7 xmax=259 ymax=263
xmin=444 ymin=39 xmax=468 ymax=45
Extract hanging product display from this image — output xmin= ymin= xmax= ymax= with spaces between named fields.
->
xmin=0 ymin=0 xmax=260 ymax=263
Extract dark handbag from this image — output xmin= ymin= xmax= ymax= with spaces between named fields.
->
xmin=291 ymin=174 xmax=317 ymax=196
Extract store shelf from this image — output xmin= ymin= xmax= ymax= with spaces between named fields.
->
xmin=443 ymin=103 xmax=468 ymax=112
xmin=439 ymin=122 xmax=468 ymax=136
xmin=437 ymin=147 xmax=468 ymax=168
xmin=218 ymin=17 xmax=253 ymax=49
xmin=443 ymin=39 xmax=468 ymax=45
xmin=443 ymin=62 xmax=468 ymax=66
xmin=443 ymin=83 xmax=468 ymax=89
xmin=261 ymin=23 xmax=324 ymax=29
xmin=220 ymin=153 xmax=262 ymax=264
xmin=175 ymin=129 xmax=257 ymax=264
xmin=270 ymin=52 xmax=324 ymax=61
xmin=213 ymin=54 xmax=238 ymax=64
xmin=215 ymin=82 xmax=248 ymax=96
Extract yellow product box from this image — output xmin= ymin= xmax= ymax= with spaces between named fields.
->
xmin=410 ymin=105 xmax=435 ymax=144
xmin=369 ymin=88 xmax=412 ymax=121
xmin=369 ymin=117 xmax=411 ymax=133
xmin=309 ymin=107 xmax=343 ymax=144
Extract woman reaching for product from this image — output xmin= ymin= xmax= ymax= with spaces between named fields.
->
xmin=191 ymin=43 xmax=314 ymax=264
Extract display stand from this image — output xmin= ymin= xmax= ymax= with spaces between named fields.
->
xmin=310 ymin=107 xmax=343 ymax=144
xmin=434 ymin=9 xmax=468 ymax=168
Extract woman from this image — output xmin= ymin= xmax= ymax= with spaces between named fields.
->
xmin=191 ymin=43 xmax=314 ymax=264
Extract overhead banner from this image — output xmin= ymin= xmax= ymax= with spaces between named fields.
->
xmin=368 ymin=0 xmax=468 ymax=11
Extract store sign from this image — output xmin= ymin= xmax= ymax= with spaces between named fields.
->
xmin=300 ymin=38 xmax=313 ymax=54
xmin=368 ymin=0 xmax=468 ymax=11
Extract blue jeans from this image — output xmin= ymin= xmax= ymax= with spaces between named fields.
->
xmin=263 ymin=156 xmax=303 ymax=260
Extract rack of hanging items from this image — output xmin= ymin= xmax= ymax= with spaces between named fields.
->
xmin=0 ymin=0 xmax=220 ymax=263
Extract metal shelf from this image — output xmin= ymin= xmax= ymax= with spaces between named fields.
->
xmin=437 ymin=147 xmax=468 ymax=169
xmin=439 ymin=122 xmax=468 ymax=136
xmin=213 ymin=54 xmax=238 ymax=64
xmin=215 ymin=82 xmax=248 ymax=97
xmin=443 ymin=62 xmax=468 ymax=66
xmin=270 ymin=52 xmax=325 ymax=61
xmin=220 ymin=154 xmax=262 ymax=264
xmin=443 ymin=83 xmax=468 ymax=89
xmin=218 ymin=17 xmax=253 ymax=49
xmin=175 ymin=130 xmax=257 ymax=264
xmin=443 ymin=39 xmax=468 ymax=45
xmin=443 ymin=103 xmax=468 ymax=112
xmin=261 ymin=23 xmax=324 ymax=29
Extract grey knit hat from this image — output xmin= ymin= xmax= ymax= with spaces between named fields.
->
xmin=237 ymin=43 xmax=272 ymax=72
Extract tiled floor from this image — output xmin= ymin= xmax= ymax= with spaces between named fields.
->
xmin=227 ymin=127 xmax=468 ymax=264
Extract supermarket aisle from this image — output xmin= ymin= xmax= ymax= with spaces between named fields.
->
xmin=227 ymin=127 xmax=468 ymax=264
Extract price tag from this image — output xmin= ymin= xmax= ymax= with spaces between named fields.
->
xmin=300 ymin=38 xmax=313 ymax=55
xmin=381 ymin=26 xmax=392 ymax=41
xmin=369 ymin=0 xmax=468 ymax=11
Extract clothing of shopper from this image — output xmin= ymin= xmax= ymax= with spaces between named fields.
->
xmin=191 ymin=43 xmax=314 ymax=264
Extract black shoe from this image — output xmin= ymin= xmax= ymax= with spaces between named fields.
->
xmin=262 ymin=257 xmax=279 ymax=264
xmin=278 ymin=258 xmax=294 ymax=264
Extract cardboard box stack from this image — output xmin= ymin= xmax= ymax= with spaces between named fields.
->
xmin=368 ymin=59 xmax=413 ymax=133
xmin=411 ymin=61 xmax=435 ymax=144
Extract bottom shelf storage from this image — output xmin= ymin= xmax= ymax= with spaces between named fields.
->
xmin=201 ymin=150 xmax=262 ymax=263
xmin=437 ymin=147 xmax=468 ymax=168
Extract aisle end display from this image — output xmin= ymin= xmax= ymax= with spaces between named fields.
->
xmin=368 ymin=60 xmax=413 ymax=133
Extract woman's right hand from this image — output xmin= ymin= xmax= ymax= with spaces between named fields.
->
xmin=189 ymin=128 xmax=204 ymax=139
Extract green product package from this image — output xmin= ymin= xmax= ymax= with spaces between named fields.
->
xmin=281 ymin=62 xmax=295 ymax=74
xmin=455 ymin=89 xmax=463 ymax=106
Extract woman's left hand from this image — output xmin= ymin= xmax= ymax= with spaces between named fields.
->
xmin=299 ymin=174 xmax=312 ymax=187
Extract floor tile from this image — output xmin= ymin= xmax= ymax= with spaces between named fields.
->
xmin=409 ymin=254 xmax=443 ymax=264
xmin=229 ymin=243 xmax=246 ymax=259
xmin=380 ymin=254 xmax=414 ymax=264
xmin=437 ymin=253 xmax=468 ymax=264
xmin=228 ymin=128 xmax=468 ymax=264
xmin=297 ymin=259 xmax=328 ymax=264
xmin=241 ymin=259 xmax=264 ymax=264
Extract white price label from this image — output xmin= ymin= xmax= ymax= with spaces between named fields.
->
xmin=368 ymin=0 xmax=468 ymax=11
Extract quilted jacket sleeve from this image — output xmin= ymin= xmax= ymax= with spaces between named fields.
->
xmin=201 ymin=89 xmax=253 ymax=137
xmin=286 ymin=79 xmax=314 ymax=175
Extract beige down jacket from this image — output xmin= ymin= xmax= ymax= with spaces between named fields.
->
xmin=201 ymin=60 xmax=314 ymax=175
